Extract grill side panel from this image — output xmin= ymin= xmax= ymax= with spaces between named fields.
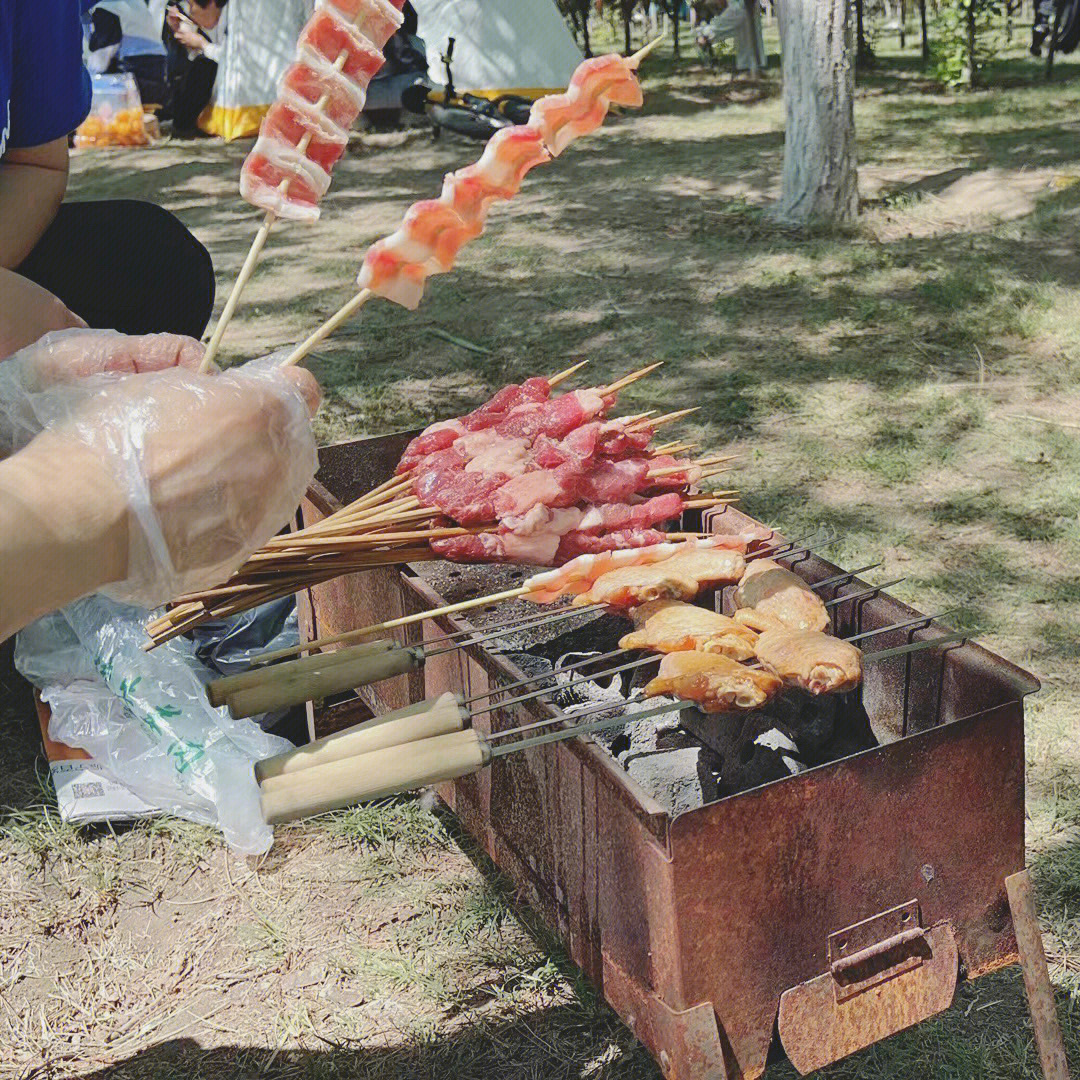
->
xmin=666 ymin=702 xmax=1025 ymax=1079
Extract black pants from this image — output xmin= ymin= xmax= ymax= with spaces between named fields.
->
xmin=166 ymin=54 xmax=218 ymax=131
xmin=17 ymin=201 xmax=215 ymax=339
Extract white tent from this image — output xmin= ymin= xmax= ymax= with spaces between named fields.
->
xmin=201 ymin=0 xmax=312 ymax=140
xmin=411 ymin=0 xmax=582 ymax=98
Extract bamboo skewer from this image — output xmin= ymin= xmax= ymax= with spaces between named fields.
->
xmin=198 ymin=37 xmax=363 ymax=371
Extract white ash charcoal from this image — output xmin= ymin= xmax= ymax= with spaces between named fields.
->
xmin=625 ymin=746 xmax=721 ymax=816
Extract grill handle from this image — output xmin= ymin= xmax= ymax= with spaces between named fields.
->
xmin=227 ymin=647 xmax=424 ymax=720
xmin=254 ymin=692 xmax=468 ymax=782
xmin=829 ymin=926 xmax=926 ymax=982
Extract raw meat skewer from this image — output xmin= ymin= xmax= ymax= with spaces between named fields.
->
xmin=281 ymin=39 xmax=662 ymax=369
xmin=201 ymin=0 xmax=405 ymax=371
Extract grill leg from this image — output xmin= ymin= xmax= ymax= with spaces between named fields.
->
xmin=1005 ymin=870 xmax=1071 ymax=1080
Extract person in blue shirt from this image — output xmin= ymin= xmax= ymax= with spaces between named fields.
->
xmin=0 ymin=0 xmax=215 ymax=354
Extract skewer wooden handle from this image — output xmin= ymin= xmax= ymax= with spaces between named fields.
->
xmin=254 ymin=692 xmax=467 ymax=782
xmin=260 ymin=728 xmax=489 ymax=824
xmin=226 ymin=646 xmax=424 ymax=720
xmin=207 ymin=639 xmax=395 ymax=707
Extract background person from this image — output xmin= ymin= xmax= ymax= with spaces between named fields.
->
xmin=695 ymin=0 xmax=766 ymax=73
xmin=162 ymin=0 xmax=228 ymax=136
xmin=0 ymin=0 xmax=216 ymax=344
xmin=86 ymin=0 xmax=170 ymax=109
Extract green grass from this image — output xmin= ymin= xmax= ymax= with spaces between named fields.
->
xmin=5 ymin=20 xmax=1080 ymax=1080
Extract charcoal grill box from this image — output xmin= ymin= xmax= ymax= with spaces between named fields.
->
xmin=293 ymin=435 xmax=1043 ymax=1080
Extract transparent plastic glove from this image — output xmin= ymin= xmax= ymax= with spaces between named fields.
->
xmin=18 ymin=348 xmax=321 ymax=608
xmin=0 ymin=328 xmax=206 ymax=455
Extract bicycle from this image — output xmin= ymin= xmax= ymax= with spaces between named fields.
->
xmin=401 ymin=37 xmax=534 ymax=141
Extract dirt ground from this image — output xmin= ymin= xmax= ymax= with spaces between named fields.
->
xmin=4 ymin=29 xmax=1080 ymax=1080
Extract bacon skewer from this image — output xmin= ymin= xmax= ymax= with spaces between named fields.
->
xmin=200 ymin=0 xmax=406 ymax=371
xmin=281 ymin=38 xmax=663 ymax=369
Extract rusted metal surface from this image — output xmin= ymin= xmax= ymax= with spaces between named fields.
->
xmin=827 ymin=901 xmax=926 ymax=1002
xmin=1006 ymin=871 xmax=1072 ymax=1080
xmin=303 ymin=434 xmax=1039 ymax=1080
xmin=778 ymin=923 xmax=958 ymax=1075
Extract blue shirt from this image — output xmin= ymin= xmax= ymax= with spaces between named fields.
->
xmin=0 ymin=0 xmax=93 ymax=156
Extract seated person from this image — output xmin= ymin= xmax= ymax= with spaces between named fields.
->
xmin=86 ymin=0 xmax=169 ymax=109
xmin=695 ymin=0 xmax=766 ymax=74
xmin=162 ymin=0 xmax=228 ymax=136
xmin=1 ymin=0 xmax=215 ymax=343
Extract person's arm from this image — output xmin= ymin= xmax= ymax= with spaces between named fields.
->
xmin=0 ymin=434 xmax=127 ymax=639
xmin=0 ymin=267 xmax=85 ymax=360
xmin=0 ymin=138 xmax=70 ymax=269
xmin=0 ymin=339 xmax=320 ymax=641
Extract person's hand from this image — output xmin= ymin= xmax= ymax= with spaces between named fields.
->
xmin=0 ymin=269 xmax=85 ymax=360
xmin=165 ymin=4 xmax=183 ymax=31
xmin=1 ymin=352 xmax=321 ymax=627
xmin=0 ymin=346 xmax=321 ymax=638
xmin=44 ymin=355 xmax=320 ymax=606
xmin=0 ymin=329 xmax=206 ymax=456
xmin=173 ymin=23 xmax=207 ymax=51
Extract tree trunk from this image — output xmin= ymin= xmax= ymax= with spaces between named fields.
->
xmin=900 ymin=0 xmax=907 ymax=49
xmin=854 ymin=0 xmax=874 ymax=65
xmin=966 ymin=1 xmax=977 ymax=86
xmin=919 ymin=0 xmax=929 ymax=58
xmin=623 ymin=1 xmax=633 ymax=53
xmin=776 ymin=0 xmax=859 ymax=225
xmin=581 ymin=0 xmax=593 ymax=56
xmin=673 ymin=1 xmax=681 ymax=57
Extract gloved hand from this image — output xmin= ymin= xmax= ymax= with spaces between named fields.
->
xmin=0 ymin=328 xmax=207 ymax=455
xmin=0 ymin=336 xmax=321 ymax=637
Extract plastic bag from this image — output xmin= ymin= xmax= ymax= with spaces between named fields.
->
xmin=74 ymin=73 xmax=149 ymax=148
xmin=191 ymin=597 xmax=301 ymax=731
xmin=16 ymin=598 xmax=292 ymax=854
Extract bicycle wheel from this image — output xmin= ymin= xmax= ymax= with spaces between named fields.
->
xmin=430 ymin=103 xmax=509 ymax=141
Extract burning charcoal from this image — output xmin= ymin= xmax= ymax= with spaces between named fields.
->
xmin=684 ymin=710 xmax=807 ymax=797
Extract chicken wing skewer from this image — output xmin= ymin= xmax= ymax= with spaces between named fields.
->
xmin=733 ymin=558 xmax=829 ymax=633
xmin=643 ymin=651 xmax=782 ymax=713
xmin=619 ymin=600 xmax=758 ymax=661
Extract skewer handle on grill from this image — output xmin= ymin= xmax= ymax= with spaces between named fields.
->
xmin=207 ymin=639 xmax=396 ymax=707
xmin=254 ymin=692 xmax=468 ymax=782
xmin=226 ymin=646 xmax=424 ymax=720
xmin=259 ymin=728 xmax=489 ymax=825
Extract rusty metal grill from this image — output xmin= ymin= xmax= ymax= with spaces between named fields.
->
xmin=294 ymin=434 xmax=1040 ymax=1080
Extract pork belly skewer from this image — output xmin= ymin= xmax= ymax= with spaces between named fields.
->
xmin=201 ymin=0 xmax=406 ymax=370
xmin=281 ymin=41 xmax=663 ymax=369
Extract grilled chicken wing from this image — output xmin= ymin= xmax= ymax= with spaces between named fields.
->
xmin=644 ymin=650 xmax=782 ymax=713
xmin=754 ymin=628 xmax=862 ymax=695
xmin=619 ymin=600 xmax=758 ymax=661
xmin=571 ymin=564 xmax=699 ymax=609
xmin=660 ymin=547 xmax=746 ymax=588
xmin=733 ymin=559 xmax=829 ymax=633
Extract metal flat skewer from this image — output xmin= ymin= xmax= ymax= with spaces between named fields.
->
xmin=422 ymin=602 xmax=605 ymax=658
xmin=810 ymin=563 xmax=883 ymax=590
xmin=462 ymin=644 xmax=629 ymax=706
xmin=862 ymin=630 xmax=972 ymax=664
xmin=824 ymin=578 xmax=906 ymax=608
xmin=472 ymin=653 xmax=658 ymax=718
xmin=488 ymin=699 xmax=696 ymax=756
xmin=845 ymin=609 xmax=960 ymax=644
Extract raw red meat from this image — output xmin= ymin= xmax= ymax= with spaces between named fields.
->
xmin=263 ymin=95 xmax=348 ymax=174
xmin=239 ymin=141 xmax=329 ymax=222
xmin=299 ymin=10 xmax=385 ymax=86
xmin=284 ymin=56 xmax=365 ymax=129
xmin=318 ymin=0 xmax=403 ymax=48
xmin=555 ymin=528 xmax=668 ymax=562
